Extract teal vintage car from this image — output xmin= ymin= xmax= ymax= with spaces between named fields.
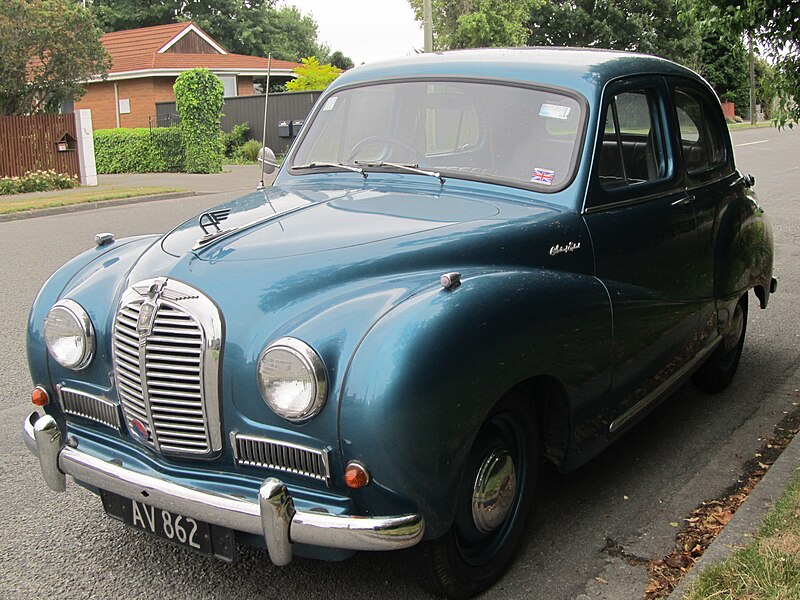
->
xmin=23 ymin=48 xmax=775 ymax=599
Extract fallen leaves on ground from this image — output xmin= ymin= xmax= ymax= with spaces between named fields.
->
xmin=642 ymin=403 xmax=800 ymax=599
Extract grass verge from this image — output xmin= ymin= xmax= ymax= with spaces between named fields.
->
xmin=683 ymin=468 xmax=800 ymax=599
xmin=0 ymin=186 xmax=186 ymax=215
xmin=727 ymin=121 xmax=775 ymax=131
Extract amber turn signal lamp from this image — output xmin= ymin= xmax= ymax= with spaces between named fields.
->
xmin=344 ymin=462 xmax=370 ymax=489
xmin=32 ymin=386 xmax=50 ymax=407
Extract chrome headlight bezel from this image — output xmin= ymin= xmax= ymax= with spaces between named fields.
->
xmin=257 ymin=337 xmax=327 ymax=422
xmin=44 ymin=299 xmax=95 ymax=370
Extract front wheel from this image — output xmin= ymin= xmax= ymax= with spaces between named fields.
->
xmin=417 ymin=397 xmax=539 ymax=599
xmin=692 ymin=293 xmax=748 ymax=393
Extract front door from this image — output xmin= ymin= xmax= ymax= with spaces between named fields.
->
xmin=582 ymin=76 xmax=702 ymax=434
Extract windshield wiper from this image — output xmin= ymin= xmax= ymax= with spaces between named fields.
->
xmin=293 ymin=162 xmax=367 ymax=178
xmin=354 ymin=161 xmax=445 ymax=184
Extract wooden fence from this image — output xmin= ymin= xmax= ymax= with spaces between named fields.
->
xmin=0 ymin=113 xmax=80 ymax=178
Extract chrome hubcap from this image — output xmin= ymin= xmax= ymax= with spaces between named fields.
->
xmin=471 ymin=449 xmax=517 ymax=533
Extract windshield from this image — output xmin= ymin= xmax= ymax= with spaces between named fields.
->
xmin=290 ymin=80 xmax=585 ymax=191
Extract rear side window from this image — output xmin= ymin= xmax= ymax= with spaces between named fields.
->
xmin=674 ymin=88 xmax=726 ymax=174
xmin=598 ymin=90 xmax=666 ymax=190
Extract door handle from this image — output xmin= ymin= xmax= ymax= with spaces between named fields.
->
xmin=671 ymin=195 xmax=694 ymax=207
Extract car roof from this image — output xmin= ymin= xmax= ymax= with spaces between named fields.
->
xmin=330 ymin=47 xmax=707 ymax=102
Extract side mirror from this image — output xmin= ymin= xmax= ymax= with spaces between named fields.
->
xmin=257 ymin=147 xmax=278 ymax=174
xmin=743 ymin=173 xmax=756 ymax=188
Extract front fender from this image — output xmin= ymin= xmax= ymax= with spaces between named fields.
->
xmin=338 ymin=269 xmax=612 ymax=537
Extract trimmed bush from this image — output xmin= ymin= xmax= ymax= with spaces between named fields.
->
xmin=235 ymin=140 xmax=261 ymax=162
xmin=222 ymin=122 xmax=250 ymax=157
xmin=0 ymin=169 xmax=79 ymax=195
xmin=94 ymin=128 xmax=184 ymax=174
xmin=174 ymin=69 xmax=224 ymax=173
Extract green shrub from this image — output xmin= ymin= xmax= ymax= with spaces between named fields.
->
xmin=235 ymin=140 xmax=262 ymax=162
xmin=221 ymin=122 xmax=250 ymax=157
xmin=174 ymin=69 xmax=224 ymax=173
xmin=94 ymin=128 xmax=184 ymax=173
xmin=0 ymin=170 xmax=79 ymax=195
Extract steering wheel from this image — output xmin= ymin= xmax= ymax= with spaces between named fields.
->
xmin=345 ymin=136 xmax=422 ymax=164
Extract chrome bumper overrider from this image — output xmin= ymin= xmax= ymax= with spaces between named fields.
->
xmin=23 ymin=412 xmax=424 ymax=565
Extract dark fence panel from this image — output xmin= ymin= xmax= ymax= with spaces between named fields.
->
xmin=156 ymin=90 xmax=322 ymax=154
xmin=0 ymin=113 xmax=80 ymax=178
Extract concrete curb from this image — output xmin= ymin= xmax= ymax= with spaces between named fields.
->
xmin=0 ymin=191 xmax=198 ymax=223
xmin=668 ymin=396 xmax=800 ymax=599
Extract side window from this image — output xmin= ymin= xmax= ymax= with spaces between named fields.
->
xmin=598 ymin=90 xmax=665 ymax=190
xmin=674 ymin=88 xmax=726 ymax=174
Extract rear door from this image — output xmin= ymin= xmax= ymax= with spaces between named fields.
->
xmin=582 ymin=76 xmax=702 ymax=434
xmin=666 ymin=78 xmax=738 ymax=339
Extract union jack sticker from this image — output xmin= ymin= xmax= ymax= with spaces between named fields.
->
xmin=531 ymin=168 xmax=555 ymax=185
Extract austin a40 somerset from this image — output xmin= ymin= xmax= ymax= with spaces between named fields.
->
xmin=23 ymin=49 xmax=775 ymax=598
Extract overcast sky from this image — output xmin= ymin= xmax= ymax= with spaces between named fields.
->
xmin=278 ymin=0 xmax=423 ymax=65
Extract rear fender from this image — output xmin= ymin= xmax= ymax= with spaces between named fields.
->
xmin=715 ymin=185 xmax=774 ymax=308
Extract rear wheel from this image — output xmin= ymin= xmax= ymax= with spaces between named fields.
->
xmin=692 ymin=293 xmax=748 ymax=393
xmin=418 ymin=397 xmax=539 ymax=599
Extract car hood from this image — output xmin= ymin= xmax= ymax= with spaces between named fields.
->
xmin=161 ymin=184 xmax=501 ymax=261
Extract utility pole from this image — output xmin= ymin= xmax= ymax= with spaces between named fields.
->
xmin=423 ymin=0 xmax=433 ymax=52
xmin=749 ymin=32 xmax=756 ymax=125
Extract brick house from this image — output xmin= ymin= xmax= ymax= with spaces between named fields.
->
xmin=75 ymin=22 xmax=299 ymax=130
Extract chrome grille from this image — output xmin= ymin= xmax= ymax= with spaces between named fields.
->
xmin=233 ymin=433 xmax=330 ymax=484
xmin=58 ymin=386 xmax=121 ymax=429
xmin=112 ymin=278 xmax=223 ymax=457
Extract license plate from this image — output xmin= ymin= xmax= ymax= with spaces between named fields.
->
xmin=101 ymin=490 xmax=235 ymax=561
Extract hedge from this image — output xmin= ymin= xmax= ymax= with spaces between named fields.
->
xmin=94 ymin=128 xmax=184 ymax=174
xmin=174 ymin=69 xmax=224 ymax=173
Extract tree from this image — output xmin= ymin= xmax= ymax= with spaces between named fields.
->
xmin=91 ymin=0 xmax=329 ymax=63
xmin=526 ymin=0 xmax=702 ymax=67
xmin=710 ymin=0 xmax=800 ymax=126
xmin=695 ymin=7 xmax=749 ymax=113
xmin=285 ymin=57 xmax=341 ymax=92
xmin=329 ymin=51 xmax=355 ymax=71
xmin=408 ymin=0 xmax=534 ymax=50
xmin=0 ymin=0 xmax=109 ymax=115
xmin=253 ymin=5 xmax=330 ymax=62
xmin=90 ymin=0 xmax=181 ymax=32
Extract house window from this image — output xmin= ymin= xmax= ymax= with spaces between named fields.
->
xmin=219 ymin=75 xmax=237 ymax=97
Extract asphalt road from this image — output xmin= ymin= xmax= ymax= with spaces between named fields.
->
xmin=1 ymin=126 xmax=798 ymax=599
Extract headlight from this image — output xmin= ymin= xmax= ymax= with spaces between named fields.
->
xmin=257 ymin=337 xmax=327 ymax=422
xmin=44 ymin=299 xmax=95 ymax=370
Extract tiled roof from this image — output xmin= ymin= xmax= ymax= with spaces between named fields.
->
xmin=100 ymin=22 xmax=299 ymax=74
xmin=152 ymin=53 xmax=300 ymax=72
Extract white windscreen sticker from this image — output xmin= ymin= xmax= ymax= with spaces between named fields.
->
xmin=539 ymin=103 xmax=571 ymax=120
xmin=322 ymin=96 xmax=338 ymax=111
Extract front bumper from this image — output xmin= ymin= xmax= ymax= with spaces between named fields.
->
xmin=23 ymin=411 xmax=424 ymax=564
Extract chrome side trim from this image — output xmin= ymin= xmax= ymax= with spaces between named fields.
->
xmin=609 ymin=335 xmax=722 ymax=434
xmin=231 ymin=432 xmax=331 ymax=484
xmin=57 ymin=386 xmax=121 ymax=430
xmin=22 ymin=412 xmax=424 ymax=560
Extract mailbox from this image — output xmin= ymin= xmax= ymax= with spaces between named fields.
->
xmin=277 ymin=120 xmax=291 ymax=137
xmin=55 ymin=133 xmax=77 ymax=152
xmin=291 ymin=120 xmax=305 ymax=136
